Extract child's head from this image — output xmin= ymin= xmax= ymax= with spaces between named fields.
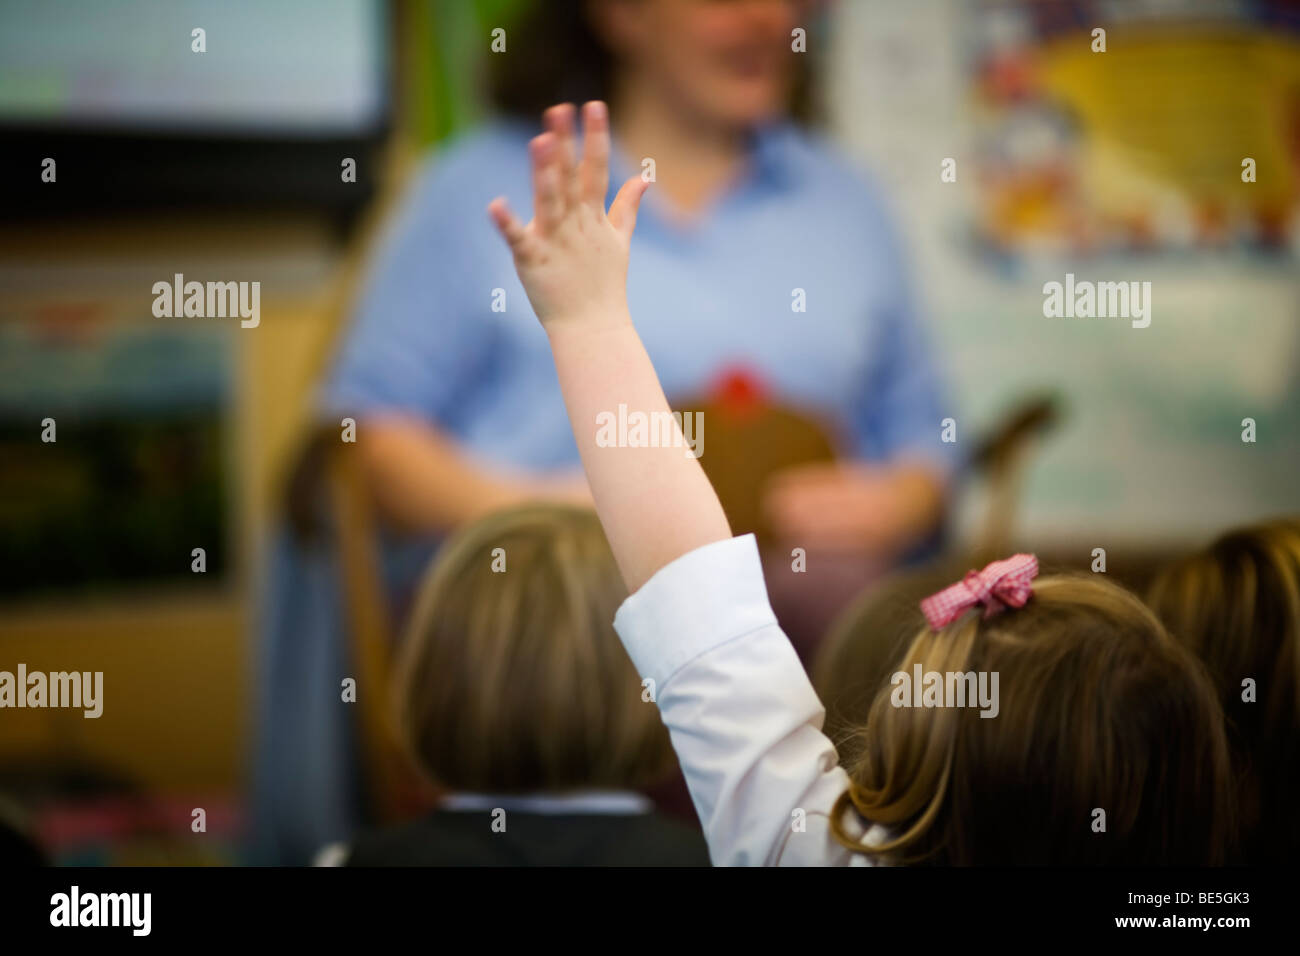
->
xmin=1148 ymin=516 xmax=1300 ymax=862
xmin=829 ymin=569 xmax=1233 ymax=865
xmin=393 ymin=504 xmax=675 ymax=794
xmin=814 ymin=563 xmax=972 ymax=761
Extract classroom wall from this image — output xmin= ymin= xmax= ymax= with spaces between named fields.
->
xmin=828 ymin=0 xmax=1300 ymax=550
xmin=0 ymin=217 xmax=353 ymax=795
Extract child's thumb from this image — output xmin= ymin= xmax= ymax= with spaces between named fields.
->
xmin=609 ymin=175 xmax=649 ymax=238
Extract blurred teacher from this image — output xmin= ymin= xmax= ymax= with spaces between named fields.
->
xmin=325 ymin=0 xmax=955 ymax=549
xmin=258 ymin=0 xmax=957 ymax=863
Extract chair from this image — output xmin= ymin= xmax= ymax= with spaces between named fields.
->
xmin=289 ymin=389 xmax=1061 ymax=824
xmin=284 ymin=428 xmax=426 ymax=826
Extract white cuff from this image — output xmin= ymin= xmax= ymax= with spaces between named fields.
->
xmin=613 ymin=534 xmax=777 ymax=688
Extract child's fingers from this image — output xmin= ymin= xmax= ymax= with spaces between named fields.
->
xmin=487 ymin=197 xmax=528 ymax=253
xmin=608 ymin=174 xmax=650 ymax=238
xmin=530 ymin=133 xmax=564 ymax=232
xmin=578 ymin=100 xmax=610 ymax=206
xmin=544 ymin=103 xmax=580 ymax=211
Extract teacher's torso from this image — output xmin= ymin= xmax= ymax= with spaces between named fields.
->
xmin=324 ymin=120 xmax=952 ymax=477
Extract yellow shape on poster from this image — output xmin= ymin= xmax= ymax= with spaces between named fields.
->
xmin=1036 ymin=29 xmax=1299 ymax=216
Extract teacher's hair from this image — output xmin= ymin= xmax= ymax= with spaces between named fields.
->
xmin=486 ymin=0 xmax=821 ymax=123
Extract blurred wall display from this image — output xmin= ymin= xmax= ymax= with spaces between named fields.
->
xmin=0 ymin=300 xmax=232 ymax=601
xmin=0 ymin=0 xmax=391 ymax=221
xmin=0 ymin=0 xmax=386 ymax=133
xmin=830 ymin=0 xmax=1300 ymax=545
xmin=968 ymin=0 xmax=1300 ymax=257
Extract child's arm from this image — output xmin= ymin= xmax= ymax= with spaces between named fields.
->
xmin=489 ymin=102 xmax=870 ymax=866
xmin=487 ymin=101 xmax=731 ymax=592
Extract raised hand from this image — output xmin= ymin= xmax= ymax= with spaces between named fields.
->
xmin=488 ymin=101 xmax=649 ymax=328
xmin=488 ymin=99 xmax=729 ymax=593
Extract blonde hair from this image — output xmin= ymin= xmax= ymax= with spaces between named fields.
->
xmin=827 ymin=573 xmax=1233 ymax=865
xmin=393 ymin=504 xmax=675 ymax=793
xmin=1148 ymin=516 xmax=1300 ymax=863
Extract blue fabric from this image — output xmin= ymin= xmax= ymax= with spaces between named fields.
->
xmin=249 ymin=531 xmax=362 ymax=865
xmin=321 ymin=118 xmax=956 ymax=472
xmin=250 ymin=119 xmax=959 ymax=862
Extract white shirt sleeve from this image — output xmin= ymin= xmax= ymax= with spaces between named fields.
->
xmin=613 ymin=534 xmax=877 ymax=866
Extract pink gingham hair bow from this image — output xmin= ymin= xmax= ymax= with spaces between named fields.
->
xmin=920 ymin=554 xmax=1039 ymax=630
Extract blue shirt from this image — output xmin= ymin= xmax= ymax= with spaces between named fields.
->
xmin=322 ymin=119 xmax=955 ymax=476
xmin=254 ymin=119 xmax=957 ymax=864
